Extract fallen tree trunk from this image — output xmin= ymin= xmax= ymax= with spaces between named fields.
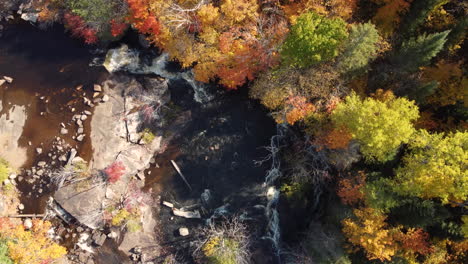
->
xmin=7 ymin=214 xmax=45 ymax=218
xmin=170 ymin=160 xmax=192 ymax=191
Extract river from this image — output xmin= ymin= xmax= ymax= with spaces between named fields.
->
xmin=0 ymin=20 xmax=278 ymax=263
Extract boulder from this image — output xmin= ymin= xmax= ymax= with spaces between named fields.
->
xmin=178 ymin=227 xmax=189 ymax=237
xmin=92 ymin=232 xmax=107 ymax=246
xmin=93 ymin=84 xmax=102 ymax=92
xmin=3 ymin=76 xmax=13 ymax=83
xmin=23 ymin=218 xmax=33 ymax=230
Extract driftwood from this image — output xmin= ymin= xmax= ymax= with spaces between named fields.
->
xmin=7 ymin=214 xmax=45 ymax=218
xmin=172 ymin=208 xmax=201 ymax=219
xmin=170 ymin=160 xmax=192 ymax=191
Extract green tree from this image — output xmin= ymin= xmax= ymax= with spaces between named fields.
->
xmin=281 ymin=12 xmax=348 ymax=68
xmin=394 ymin=130 xmax=468 ymax=204
xmin=337 ymin=22 xmax=380 ymax=75
xmin=401 ymin=0 xmax=446 ymax=36
xmin=332 ymin=91 xmax=419 ymax=162
xmin=391 ymin=30 xmax=450 ymax=72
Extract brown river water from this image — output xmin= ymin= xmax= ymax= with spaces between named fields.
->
xmin=0 ymin=21 xmax=108 ymax=212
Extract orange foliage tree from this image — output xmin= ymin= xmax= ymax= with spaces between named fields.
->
xmin=394 ymin=228 xmax=433 ymax=256
xmin=372 ymin=0 xmax=412 ymax=36
xmin=284 ymin=95 xmax=315 ymax=125
xmin=314 ymin=125 xmax=353 ymax=150
xmin=129 ymin=0 xmax=289 ymax=89
xmin=337 ymin=171 xmax=366 ymax=205
xmin=422 ymin=60 xmax=466 ymax=106
xmin=127 ymin=0 xmax=160 ymax=35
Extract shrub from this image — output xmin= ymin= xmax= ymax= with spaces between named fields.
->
xmin=104 ymin=161 xmax=126 ymax=183
xmin=141 ymin=128 xmax=156 ymax=144
xmin=196 ymin=217 xmax=250 ymax=264
xmin=0 ymin=219 xmax=67 ymax=264
xmin=111 ymin=208 xmax=130 ymax=226
xmin=0 ymin=240 xmax=13 ymax=264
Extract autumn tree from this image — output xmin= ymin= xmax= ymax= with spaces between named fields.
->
xmin=342 ymin=207 xmax=397 ymax=261
xmin=250 ymin=63 xmax=344 ymax=116
xmin=371 ymin=0 xmax=412 ymax=37
xmin=394 ymin=130 xmax=468 ymax=204
xmin=280 ymin=11 xmax=348 ymax=68
xmin=422 ymin=60 xmax=466 ymax=106
xmin=332 ymin=90 xmax=419 ymax=162
xmin=0 ymin=219 xmax=67 ymax=264
xmin=64 ymin=0 xmax=128 ymax=40
xmin=314 ymin=124 xmax=352 ymax=150
xmin=139 ymin=0 xmax=287 ymax=89
xmin=284 ymin=95 xmax=316 ymax=125
xmin=63 ymin=12 xmax=98 ymax=44
xmin=391 ymin=30 xmax=450 ymax=73
xmin=337 ymin=171 xmax=366 ymax=205
xmin=337 ymin=22 xmax=380 ymax=75
xmin=394 ymin=228 xmax=433 ymax=260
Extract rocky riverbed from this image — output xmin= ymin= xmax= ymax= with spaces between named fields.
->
xmin=0 ymin=20 xmax=278 ymax=264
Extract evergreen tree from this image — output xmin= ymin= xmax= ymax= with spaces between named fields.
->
xmin=401 ymin=0 xmax=446 ymax=37
xmin=391 ymin=30 xmax=450 ymax=72
xmin=281 ymin=12 xmax=348 ymax=68
xmin=337 ymin=22 xmax=380 ymax=75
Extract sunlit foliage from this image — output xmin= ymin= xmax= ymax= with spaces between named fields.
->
xmin=281 ymin=12 xmax=348 ymax=68
xmin=332 ymin=90 xmax=419 ymax=162
xmin=394 ymin=130 xmax=468 ymax=204
xmin=342 ymin=207 xmax=397 ymax=261
xmin=0 ymin=219 xmax=67 ymax=264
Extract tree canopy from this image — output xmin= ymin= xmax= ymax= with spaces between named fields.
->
xmin=332 ymin=90 xmax=419 ymax=162
xmin=281 ymin=11 xmax=348 ymax=68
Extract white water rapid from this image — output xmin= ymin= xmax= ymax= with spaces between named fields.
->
xmin=101 ymin=44 xmax=214 ymax=103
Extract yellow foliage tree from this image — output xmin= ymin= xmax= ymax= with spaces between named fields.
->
xmin=342 ymin=207 xmax=397 ymax=261
xmin=394 ymin=130 xmax=468 ymax=204
xmin=0 ymin=219 xmax=67 ymax=264
xmin=332 ymin=90 xmax=419 ymax=162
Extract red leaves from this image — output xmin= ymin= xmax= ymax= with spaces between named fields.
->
xmin=127 ymin=0 xmax=160 ymax=36
xmin=104 ymin=161 xmax=126 ymax=183
xmin=337 ymin=171 xmax=366 ymax=205
xmin=63 ymin=13 xmax=98 ymax=44
xmin=395 ymin=228 xmax=434 ymax=255
xmin=110 ymin=20 xmax=128 ymax=37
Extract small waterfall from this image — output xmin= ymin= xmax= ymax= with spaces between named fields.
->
xmin=102 ymin=44 xmax=214 ymax=103
xmin=260 ymin=124 xmax=287 ymax=261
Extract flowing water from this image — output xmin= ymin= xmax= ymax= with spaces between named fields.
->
xmin=1 ymin=20 xmax=280 ymax=263
xmin=0 ymin=20 xmax=108 ymax=212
